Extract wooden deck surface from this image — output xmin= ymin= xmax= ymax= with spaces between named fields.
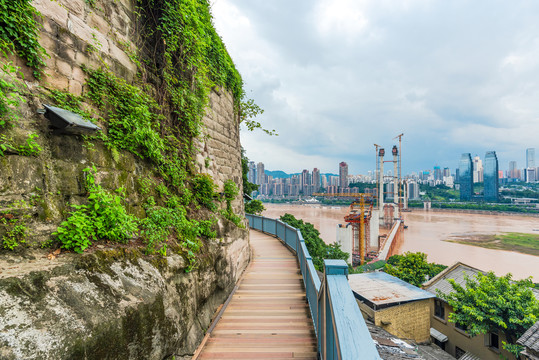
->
xmin=195 ymin=230 xmax=317 ymax=359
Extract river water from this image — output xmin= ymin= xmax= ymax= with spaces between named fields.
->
xmin=262 ymin=203 xmax=539 ymax=280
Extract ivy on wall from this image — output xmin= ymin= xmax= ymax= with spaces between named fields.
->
xmin=0 ymin=0 xmax=47 ymax=78
xmin=0 ymin=0 xmax=262 ymax=264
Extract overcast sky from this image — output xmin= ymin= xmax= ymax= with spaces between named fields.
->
xmin=211 ymin=0 xmax=539 ymax=175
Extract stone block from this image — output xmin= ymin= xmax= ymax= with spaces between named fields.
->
xmin=0 ymin=156 xmax=45 ymax=195
xmin=56 ymin=43 xmax=77 ymax=63
xmin=108 ymin=42 xmax=136 ymax=73
xmin=59 ymin=0 xmax=85 ymax=17
xmin=71 ymin=66 xmax=86 ymax=84
xmin=68 ymin=80 xmax=82 ymax=96
xmin=44 ymin=72 xmax=69 ymax=90
xmin=67 ymin=14 xmax=110 ymax=53
xmin=88 ymin=13 xmax=111 ymax=35
xmin=118 ymin=0 xmax=134 ymax=12
xmin=56 ymin=59 xmax=72 ymax=77
xmin=32 ymin=0 xmax=69 ymax=28
xmin=38 ymin=32 xmax=58 ymax=55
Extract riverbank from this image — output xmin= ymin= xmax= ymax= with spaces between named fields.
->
xmin=416 ymin=207 xmax=539 ymax=217
xmin=445 ymin=232 xmax=539 ymax=256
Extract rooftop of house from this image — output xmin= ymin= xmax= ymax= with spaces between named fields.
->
xmin=423 ymin=261 xmax=539 ymax=301
xmin=422 ymin=262 xmax=484 ymax=297
xmin=366 ymin=320 xmax=455 ymax=360
xmin=517 ymin=320 xmax=539 ymax=354
xmin=349 ymin=271 xmax=435 ymax=310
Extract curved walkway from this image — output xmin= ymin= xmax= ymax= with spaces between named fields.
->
xmin=195 ymin=230 xmax=317 ymax=359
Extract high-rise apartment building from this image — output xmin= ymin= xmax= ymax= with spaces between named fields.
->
xmin=459 ymin=153 xmax=473 ymax=201
xmin=508 ymin=161 xmax=518 ymax=179
xmin=434 ymin=166 xmax=442 ymax=181
xmin=256 ymin=162 xmax=265 ymax=185
xmin=339 ymin=162 xmax=348 ymax=190
xmin=312 ymin=168 xmax=320 ymax=193
xmin=407 ymin=181 xmax=420 ymax=200
xmin=484 ymin=151 xmax=499 ymax=202
xmin=526 ymin=148 xmax=535 ymax=168
xmin=248 ymin=161 xmax=256 ymax=185
xmin=473 ymin=156 xmax=483 ymax=183
xmin=443 ymin=167 xmax=450 ymax=178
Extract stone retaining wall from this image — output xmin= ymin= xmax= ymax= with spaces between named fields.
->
xmin=0 ymin=0 xmax=250 ymax=358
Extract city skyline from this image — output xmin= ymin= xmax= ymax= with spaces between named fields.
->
xmin=248 ymin=147 xmax=537 ymax=181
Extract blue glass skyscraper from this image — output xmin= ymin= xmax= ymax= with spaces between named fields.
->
xmin=484 ymin=151 xmax=499 ymax=202
xmin=459 ymin=153 xmax=472 ymax=201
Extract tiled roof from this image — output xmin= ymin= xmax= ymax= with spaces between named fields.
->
xmin=366 ymin=320 xmax=455 ymax=360
xmin=517 ymin=320 xmax=539 ymax=352
xmin=460 ymin=352 xmax=481 ymax=360
xmin=422 ymin=262 xmax=483 ymax=297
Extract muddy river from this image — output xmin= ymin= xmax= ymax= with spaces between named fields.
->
xmin=262 ymin=204 xmax=539 ymax=280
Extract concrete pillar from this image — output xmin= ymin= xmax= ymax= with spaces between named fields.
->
xmin=379 ymin=148 xmax=384 ymax=222
xmin=392 ymin=145 xmax=399 ymax=218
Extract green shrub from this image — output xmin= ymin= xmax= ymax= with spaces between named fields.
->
xmin=141 ymin=205 xmax=216 ymax=270
xmin=223 ymin=179 xmax=238 ymax=212
xmin=192 ymin=174 xmax=217 ymax=211
xmin=1 ymin=218 xmax=28 ymax=250
xmin=17 ymin=133 xmax=41 ymax=156
xmin=280 ymin=213 xmax=349 ymax=271
xmin=53 ymin=167 xmax=138 ymax=253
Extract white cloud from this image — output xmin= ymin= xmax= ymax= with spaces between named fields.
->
xmin=212 ymin=0 xmax=539 ymax=174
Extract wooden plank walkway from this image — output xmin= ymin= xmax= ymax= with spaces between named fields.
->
xmin=195 ymin=230 xmax=318 ymax=359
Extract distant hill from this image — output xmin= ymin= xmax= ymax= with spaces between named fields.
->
xmin=265 ymin=170 xmax=294 ymax=179
xmin=265 ymin=170 xmax=338 ymax=179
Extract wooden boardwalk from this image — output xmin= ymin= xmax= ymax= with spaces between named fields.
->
xmin=195 ymin=230 xmax=318 ymax=359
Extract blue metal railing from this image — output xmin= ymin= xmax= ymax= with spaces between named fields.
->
xmin=246 ymin=214 xmax=381 ymax=360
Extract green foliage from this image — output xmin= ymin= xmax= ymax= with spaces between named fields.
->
xmin=429 ymin=201 xmax=539 ymax=214
xmin=53 ymin=205 xmax=95 ymax=253
xmin=17 ymin=133 xmax=41 ymax=156
xmin=0 ymin=0 xmax=47 ymax=78
xmin=419 ymin=183 xmax=459 ymax=201
xmin=141 ymin=205 xmax=215 ymax=271
xmin=137 ymin=0 xmax=271 ymax=139
xmin=439 ymin=271 xmax=539 ymax=357
xmin=350 ymin=260 xmax=387 ymax=274
xmin=192 ymin=174 xmax=217 ymax=211
xmin=53 ymin=166 xmax=138 ymax=253
xmin=245 ymin=199 xmax=265 ymax=215
xmin=1 ymin=216 xmax=28 ymax=250
xmin=347 ymin=182 xmax=377 ymax=193
xmin=223 ymin=179 xmax=238 ymax=212
xmin=85 ymin=68 xmax=167 ymax=164
xmin=384 ymin=252 xmax=447 ymax=287
xmin=280 ymin=213 xmax=349 ymax=271
xmin=0 ymin=61 xmax=24 ymax=128
xmin=0 ymin=133 xmax=15 ymax=156
xmin=0 ymin=133 xmax=41 ymax=157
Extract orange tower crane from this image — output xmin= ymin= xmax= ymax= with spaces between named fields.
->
xmin=313 ymin=193 xmax=373 ymax=265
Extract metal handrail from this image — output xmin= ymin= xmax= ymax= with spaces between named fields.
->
xmin=245 ymin=214 xmax=381 ymax=360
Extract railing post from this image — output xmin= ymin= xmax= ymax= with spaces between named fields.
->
xmin=323 ymin=260 xmax=348 ymax=360
xmin=322 ymin=259 xmax=381 ymax=360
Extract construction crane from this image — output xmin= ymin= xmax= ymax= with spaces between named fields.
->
xmin=393 ymin=133 xmax=404 ymax=214
xmin=314 ymin=193 xmax=373 ymax=265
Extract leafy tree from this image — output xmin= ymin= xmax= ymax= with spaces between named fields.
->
xmin=245 ymin=199 xmax=265 ymax=215
xmin=438 ymin=272 xmax=539 ymax=358
xmin=280 ymin=213 xmax=348 ymax=271
xmin=384 ymin=252 xmax=446 ymax=287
